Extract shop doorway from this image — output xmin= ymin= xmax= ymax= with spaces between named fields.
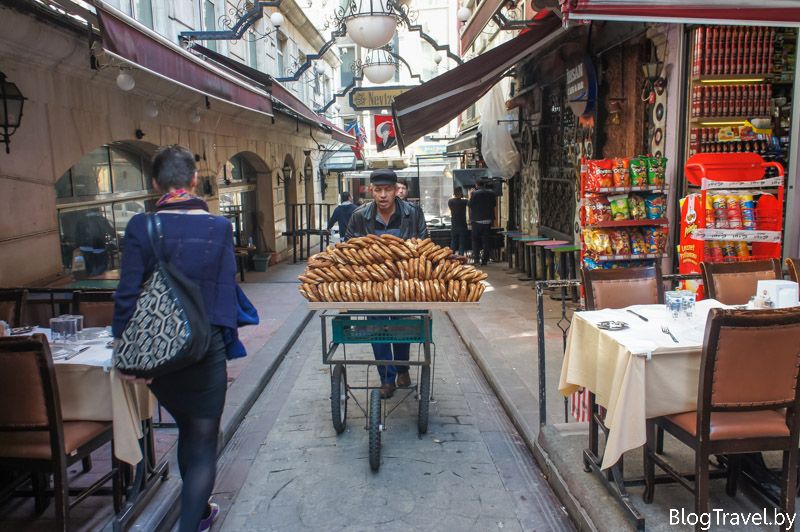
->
xmin=219 ymin=152 xmax=266 ymax=251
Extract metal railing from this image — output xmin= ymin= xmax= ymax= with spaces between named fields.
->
xmin=284 ymin=203 xmax=334 ymax=263
xmin=535 ymin=273 xmax=703 ymax=426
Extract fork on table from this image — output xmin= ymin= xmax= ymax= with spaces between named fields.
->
xmin=660 ymin=325 xmax=679 ymax=343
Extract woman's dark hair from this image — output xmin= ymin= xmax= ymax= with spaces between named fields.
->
xmin=152 ymin=145 xmax=197 ymax=190
xmin=340 ymin=191 xmax=351 ymax=202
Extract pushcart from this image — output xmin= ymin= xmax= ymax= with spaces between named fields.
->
xmin=310 ymin=302 xmax=479 ymax=471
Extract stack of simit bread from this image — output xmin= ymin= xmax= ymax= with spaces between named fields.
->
xmin=298 ymin=234 xmax=487 ymax=303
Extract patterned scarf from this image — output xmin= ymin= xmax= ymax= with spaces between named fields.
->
xmin=155 ymin=189 xmax=209 ymax=212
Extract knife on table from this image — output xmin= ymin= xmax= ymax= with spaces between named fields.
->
xmin=626 ymin=309 xmax=649 ymax=322
xmin=64 ymin=346 xmax=91 ymax=360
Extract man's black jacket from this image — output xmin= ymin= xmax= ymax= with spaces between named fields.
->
xmin=345 ymin=199 xmax=428 ymax=240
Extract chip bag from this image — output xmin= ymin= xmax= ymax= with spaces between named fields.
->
xmin=612 ymin=158 xmax=630 ymax=187
xmin=644 ymin=193 xmax=666 ymax=219
xmin=628 ymin=195 xmax=646 ymax=220
xmin=629 ymin=158 xmax=648 ymax=187
xmin=585 ymin=194 xmax=612 ymax=224
xmin=586 ymin=159 xmax=614 ymax=190
xmin=646 ymin=156 xmax=667 ymax=186
xmin=608 ymin=194 xmax=630 ymax=220
xmin=609 ymin=230 xmax=631 ymax=255
xmin=630 ymin=229 xmax=647 ymax=255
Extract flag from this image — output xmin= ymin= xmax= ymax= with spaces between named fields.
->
xmin=373 ymin=115 xmax=397 ymax=152
xmin=345 ymin=121 xmax=368 ymax=160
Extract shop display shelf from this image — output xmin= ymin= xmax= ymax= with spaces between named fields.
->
xmin=595 ymin=253 xmax=668 ymax=262
xmin=586 ymin=186 xmax=667 ymax=194
xmin=690 ymin=228 xmax=782 ymax=243
xmin=586 ymin=219 xmax=669 ymax=229
xmin=690 ymin=115 xmax=771 ymax=124
xmin=692 ymin=74 xmax=780 ymax=83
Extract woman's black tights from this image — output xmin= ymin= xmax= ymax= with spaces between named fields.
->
xmin=174 ymin=414 xmax=221 ymax=532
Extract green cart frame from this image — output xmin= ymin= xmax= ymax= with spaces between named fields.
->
xmin=319 ymin=309 xmax=436 ymax=471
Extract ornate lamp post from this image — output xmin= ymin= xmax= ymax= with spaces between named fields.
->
xmin=0 ymin=71 xmax=26 ymax=154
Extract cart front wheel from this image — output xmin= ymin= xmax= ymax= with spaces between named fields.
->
xmin=331 ymin=364 xmax=347 ymax=434
xmin=418 ymin=365 xmax=431 ymax=435
xmin=369 ymin=389 xmax=382 ymax=471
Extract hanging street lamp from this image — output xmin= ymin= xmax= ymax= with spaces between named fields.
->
xmin=0 ymin=71 xmax=27 ymax=154
xmin=362 ymin=49 xmax=397 ymax=84
xmin=343 ymin=0 xmax=399 ymax=49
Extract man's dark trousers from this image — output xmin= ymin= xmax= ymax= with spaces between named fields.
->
xmin=471 ymin=222 xmax=492 ymax=265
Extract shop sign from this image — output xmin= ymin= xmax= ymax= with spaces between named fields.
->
xmin=350 ymin=86 xmax=412 ymax=110
xmin=565 ymin=57 xmax=597 ymax=117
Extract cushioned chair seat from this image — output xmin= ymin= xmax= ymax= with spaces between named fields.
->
xmin=0 ymin=421 xmax=110 ymax=460
xmin=665 ymin=409 xmax=789 ymax=440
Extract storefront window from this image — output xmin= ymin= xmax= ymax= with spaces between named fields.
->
xmin=58 ymin=206 xmax=117 ymax=276
xmin=69 ymin=147 xmax=112 ymax=197
xmin=220 ymin=190 xmax=257 ymax=247
xmin=110 ymin=147 xmax=146 ymax=193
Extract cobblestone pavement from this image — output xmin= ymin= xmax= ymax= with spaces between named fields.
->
xmin=213 ymin=311 xmax=574 ymax=532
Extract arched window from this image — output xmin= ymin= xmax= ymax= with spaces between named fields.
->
xmin=55 ymin=143 xmax=157 ymax=275
xmin=219 ymin=153 xmax=261 ymax=248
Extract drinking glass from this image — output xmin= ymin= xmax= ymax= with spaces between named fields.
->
xmin=680 ymin=291 xmax=697 ymax=321
xmin=50 ymin=317 xmax=77 ymax=343
xmin=665 ymin=291 xmax=683 ymax=321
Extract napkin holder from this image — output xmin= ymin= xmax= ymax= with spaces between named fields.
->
xmin=756 ymin=280 xmax=799 ymax=309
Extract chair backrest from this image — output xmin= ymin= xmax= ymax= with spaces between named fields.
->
xmin=73 ymin=291 xmax=115 ymax=328
xmin=0 ymin=335 xmax=66 ymax=465
xmin=581 ymin=265 xmax=664 ymax=310
xmin=787 ymin=258 xmax=799 ymax=284
xmin=700 ymin=259 xmax=782 ymax=305
xmin=0 ymin=289 xmax=26 ymax=327
xmin=698 ymin=308 xmax=800 ymax=439
xmin=20 ymin=290 xmax=76 ymax=327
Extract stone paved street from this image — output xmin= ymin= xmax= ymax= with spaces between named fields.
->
xmin=213 ymin=310 xmax=574 ymax=531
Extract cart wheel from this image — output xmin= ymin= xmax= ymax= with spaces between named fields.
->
xmin=417 ymin=365 xmax=431 ymax=435
xmin=330 ymin=364 xmax=347 ymax=434
xmin=368 ymin=388 xmax=382 ymax=471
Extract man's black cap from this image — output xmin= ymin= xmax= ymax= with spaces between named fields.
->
xmin=370 ymin=169 xmax=397 ymax=186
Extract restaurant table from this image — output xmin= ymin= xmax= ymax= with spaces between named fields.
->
xmin=35 ymin=329 xmax=155 ymax=466
xmin=558 ymin=299 xmax=728 ymax=471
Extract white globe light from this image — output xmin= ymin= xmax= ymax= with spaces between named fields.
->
xmin=334 ymin=103 xmax=341 ymax=112
xmin=116 ymin=71 xmax=135 ymax=91
xmin=363 ymin=62 xmax=395 ymax=84
xmin=314 ymin=62 xmax=325 ymax=75
xmin=345 ymin=15 xmax=396 ymax=49
xmin=144 ymin=100 xmax=159 ymax=118
xmin=270 ymin=12 xmax=284 ymax=27
xmin=189 ymin=108 xmax=201 ymax=124
xmin=433 ymin=53 xmax=442 ymax=65
xmin=457 ymin=6 xmax=471 ymax=22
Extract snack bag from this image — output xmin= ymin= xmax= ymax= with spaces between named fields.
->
xmin=644 ymin=194 xmax=666 ymax=219
xmin=609 ymin=230 xmax=632 ymax=255
xmin=612 ymin=158 xmax=631 ymax=187
xmin=628 ymin=195 xmax=647 ymax=220
xmin=643 ymin=227 xmax=667 ymax=254
xmin=583 ymin=257 xmax=601 ymax=270
xmin=630 ymin=229 xmax=647 ymax=255
xmin=584 ymin=229 xmax=612 ymax=255
xmin=739 ymin=194 xmax=756 ymax=229
xmin=585 ymin=194 xmax=612 ymax=224
xmin=629 ymin=158 xmax=648 ymax=187
xmin=646 ymin=156 xmax=667 ymax=186
xmin=586 ymin=159 xmax=614 ymax=190
xmin=608 ymin=194 xmax=631 ymax=220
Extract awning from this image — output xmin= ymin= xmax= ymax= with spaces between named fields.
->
xmin=96 ymin=5 xmax=273 ymax=117
xmin=189 ymin=44 xmax=356 ymax=146
xmin=564 ymin=1 xmax=800 ymax=26
xmin=392 ymin=14 xmax=563 ymax=153
xmin=446 ymin=125 xmax=480 ymax=153
xmin=461 ymin=1 xmax=551 ymax=52
xmin=320 ymin=147 xmax=365 ymax=173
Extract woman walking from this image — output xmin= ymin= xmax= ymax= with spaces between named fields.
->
xmin=113 ymin=145 xmax=238 ymax=531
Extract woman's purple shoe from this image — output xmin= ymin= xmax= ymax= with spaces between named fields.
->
xmin=198 ymin=502 xmax=219 ymax=532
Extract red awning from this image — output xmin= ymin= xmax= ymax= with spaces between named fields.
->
xmin=393 ymin=14 xmax=563 ymax=152
xmin=188 ymin=44 xmax=355 ymax=146
xmin=96 ymin=5 xmax=273 ymax=117
xmin=565 ymin=1 xmax=800 ymax=26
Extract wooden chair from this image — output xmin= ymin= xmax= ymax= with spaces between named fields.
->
xmin=643 ymin=308 xmax=800 ymax=529
xmin=787 ymin=258 xmax=799 ymax=284
xmin=72 ymin=291 xmax=115 ymax=328
xmin=700 ymin=259 xmax=782 ymax=305
xmin=0 ymin=335 xmax=122 ymax=529
xmin=0 ymin=289 xmax=26 ymax=327
xmin=582 ymin=264 xmax=665 ymax=310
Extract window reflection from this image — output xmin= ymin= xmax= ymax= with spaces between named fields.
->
xmin=72 ymin=147 xmax=112 ymax=196
xmin=59 ymin=206 xmax=117 ymax=276
xmin=110 ymin=148 xmax=146 ymax=193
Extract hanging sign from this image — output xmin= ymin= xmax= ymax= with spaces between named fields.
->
xmin=350 ymin=86 xmax=412 ymax=110
xmin=373 ymin=115 xmax=397 ymax=152
xmin=566 ymin=57 xmax=597 ymax=117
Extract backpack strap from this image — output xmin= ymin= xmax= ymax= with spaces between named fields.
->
xmin=146 ymin=213 xmax=167 ymax=263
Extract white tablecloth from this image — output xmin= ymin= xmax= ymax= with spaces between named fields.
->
xmin=38 ymin=329 xmax=155 ymax=466
xmin=558 ymin=300 xmax=728 ymax=470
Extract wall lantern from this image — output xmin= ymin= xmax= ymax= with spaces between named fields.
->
xmin=0 ymin=71 xmax=26 ymax=154
xmin=344 ymin=0 xmax=398 ymax=49
xmin=278 ymin=164 xmax=293 ymax=184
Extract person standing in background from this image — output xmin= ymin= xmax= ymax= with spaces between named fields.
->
xmin=469 ymin=179 xmax=497 ymax=266
xmin=327 ymin=191 xmax=357 ymax=242
xmin=448 ymin=188 xmax=469 ymax=256
xmin=396 ymin=179 xmax=408 ymax=200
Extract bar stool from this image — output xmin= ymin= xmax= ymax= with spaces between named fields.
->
xmin=502 ymin=231 xmax=525 ymax=271
xmin=551 ymin=245 xmax=580 ymax=301
xmin=530 ymin=240 xmax=555 ymax=281
xmin=537 ymin=240 xmax=569 ymax=281
xmin=518 ymin=237 xmax=550 ymax=281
